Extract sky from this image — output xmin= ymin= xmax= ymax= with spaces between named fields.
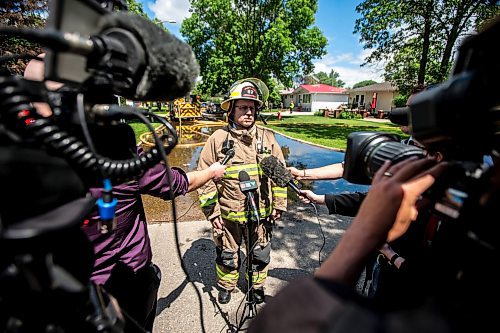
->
xmin=138 ymin=0 xmax=383 ymax=87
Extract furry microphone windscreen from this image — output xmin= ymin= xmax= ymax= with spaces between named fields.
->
xmin=260 ymin=156 xmax=294 ymax=187
xmin=98 ymin=12 xmax=200 ymax=101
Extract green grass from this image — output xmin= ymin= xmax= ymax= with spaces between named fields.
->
xmin=128 ymin=115 xmax=407 ymax=151
xmin=128 ymin=122 xmax=161 ymax=142
xmin=259 ymin=115 xmax=407 ymax=150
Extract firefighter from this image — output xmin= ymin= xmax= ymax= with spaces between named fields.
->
xmin=197 ymin=78 xmax=287 ymax=305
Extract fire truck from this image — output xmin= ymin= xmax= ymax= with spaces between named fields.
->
xmin=169 ymin=95 xmax=204 ymax=121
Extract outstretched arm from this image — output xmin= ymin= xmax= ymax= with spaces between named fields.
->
xmin=315 ymin=158 xmax=446 ymax=286
xmin=288 ymin=162 xmax=344 ymax=181
xmin=186 ymin=162 xmax=226 ymax=192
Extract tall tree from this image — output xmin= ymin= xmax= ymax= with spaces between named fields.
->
xmin=354 ymin=0 xmax=499 ymax=93
xmin=0 ymin=0 xmax=47 ymax=74
xmin=181 ymin=0 xmax=327 ymax=96
xmin=314 ymin=70 xmax=345 ymax=87
xmin=125 ymin=0 xmax=166 ymax=27
xmin=352 ymin=80 xmax=377 ymax=89
xmin=0 ymin=0 xmax=160 ymax=74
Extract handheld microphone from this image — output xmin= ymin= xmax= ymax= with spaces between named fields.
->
xmin=238 ymin=171 xmax=259 ymax=221
xmin=238 ymin=170 xmax=258 ymax=192
xmin=221 ymin=148 xmax=235 ymax=165
xmin=260 ymin=156 xmax=303 ymax=195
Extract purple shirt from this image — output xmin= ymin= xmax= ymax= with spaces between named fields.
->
xmin=83 ymin=164 xmax=189 ymax=285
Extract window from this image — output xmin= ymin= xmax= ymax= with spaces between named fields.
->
xmin=360 ymin=95 xmax=365 ymax=106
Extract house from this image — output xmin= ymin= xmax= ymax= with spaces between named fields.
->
xmin=347 ymin=82 xmax=398 ymax=113
xmin=279 ymin=88 xmax=295 ymax=108
xmin=281 ymin=84 xmax=348 ymax=112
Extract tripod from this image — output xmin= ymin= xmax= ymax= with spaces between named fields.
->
xmin=231 ymin=171 xmax=261 ymax=332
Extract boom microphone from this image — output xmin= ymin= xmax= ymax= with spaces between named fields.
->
xmin=260 ymin=156 xmax=303 ymax=195
xmin=29 ymin=12 xmax=199 ymax=100
xmin=96 ymin=12 xmax=199 ymax=101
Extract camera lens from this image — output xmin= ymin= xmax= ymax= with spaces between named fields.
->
xmin=364 ymin=140 xmax=426 ymax=179
xmin=343 ymin=132 xmax=426 ymax=185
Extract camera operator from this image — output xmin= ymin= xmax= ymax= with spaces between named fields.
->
xmin=249 ymin=156 xmax=500 ymax=332
xmin=23 ymin=56 xmax=227 ymax=332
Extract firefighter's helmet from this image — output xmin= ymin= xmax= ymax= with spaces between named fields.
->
xmin=221 ymin=78 xmax=269 ymax=112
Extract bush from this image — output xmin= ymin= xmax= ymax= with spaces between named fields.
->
xmin=354 ymin=114 xmax=363 ymax=119
xmin=393 ymin=94 xmax=409 ymax=107
xmin=314 ymin=111 xmax=324 ymax=116
xmin=340 ymin=111 xmax=353 ymax=119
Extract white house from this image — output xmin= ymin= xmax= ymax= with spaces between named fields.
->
xmin=281 ymin=84 xmax=348 ymax=112
xmin=348 ymin=82 xmax=398 ymax=113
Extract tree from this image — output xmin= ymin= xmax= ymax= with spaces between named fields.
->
xmin=354 ymin=0 xmax=499 ymax=93
xmin=0 ymin=0 xmax=47 ymax=74
xmin=181 ymin=0 xmax=327 ymax=96
xmin=352 ymin=80 xmax=377 ymax=89
xmin=125 ymin=0 xmax=166 ymax=28
xmin=0 ymin=0 xmax=160 ymax=75
xmin=313 ymin=69 xmax=345 ymax=87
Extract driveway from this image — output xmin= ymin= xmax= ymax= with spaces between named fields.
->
xmin=147 ymin=201 xmax=356 ymax=333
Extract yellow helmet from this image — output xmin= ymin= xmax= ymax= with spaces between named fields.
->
xmin=221 ymin=78 xmax=269 ymax=111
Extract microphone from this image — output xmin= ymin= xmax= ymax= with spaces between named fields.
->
xmin=238 ymin=171 xmax=259 ymax=221
xmin=259 ymin=156 xmax=303 ymax=195
xmin=221 ymin=148 xmax=235 ymax=165
xmin=96 ymin=12 xmax=200 ymax=101
xmin=35 ymin=12 xmax=199 ymax=101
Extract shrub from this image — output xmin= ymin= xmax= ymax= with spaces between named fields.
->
xmin=340 ymin=111 xmax=354 ymax=119
xmin=394 ymin=94 xmax=409 ymax=107
xmin=314 ymin=111 xmax=324 ymax=116
xmin=354 ymin=114 xmax=363 ymax=119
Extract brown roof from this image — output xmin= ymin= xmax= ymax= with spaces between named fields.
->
xmin=348 ymin=82 xmax=397 ymax=93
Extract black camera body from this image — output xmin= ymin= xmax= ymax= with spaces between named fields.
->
xmin=344 ymin=17 xmax=500 ymax=184
xmin=0 ymin=0 xmax=196 ymax=331
xmin=343 ymin=132 xmax=426 ymax=185
xmin=342 ymin=18 xmax=500 ymax=313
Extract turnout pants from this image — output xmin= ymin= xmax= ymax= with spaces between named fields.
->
xmin=213 ymin=219 xmax=272 ymax=291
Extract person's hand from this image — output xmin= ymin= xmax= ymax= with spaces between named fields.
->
xmin=208 ymin=162 xmax=226 ymax=181
xmin=210 ymin=216 xmax=224 ymax=229
xmin=314 ymin=158 xmax=447 ymax=285
xmin=271 ymin=209 xmax=283 ymax=222
xmin=299 ymin=190 xmax=325 ymax=205
xmin=287 ymin=167 xmax=304 ymax=180
xmin=355 ymin=157 xmax=448 ymax=243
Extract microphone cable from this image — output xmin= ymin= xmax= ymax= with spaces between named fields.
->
xmin=78 ymin=105 xmax=206 ymax=332
xmin=308 ymin=202 xmax=326 ymax=266
xmin=141 ymin=110 xmax=207 ymax=333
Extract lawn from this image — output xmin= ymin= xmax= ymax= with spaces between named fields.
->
xmin=259 ymin=115 xmax=407 ymax=150
xmin=128 ymin=122 xmax=161 ymax=142
xmin=128 ymin=115 xmax=407 ymax=151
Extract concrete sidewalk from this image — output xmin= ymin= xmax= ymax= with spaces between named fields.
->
xmin=149 ymin=203 xmax=354 ymax=333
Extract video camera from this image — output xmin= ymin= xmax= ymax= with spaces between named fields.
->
xmin=343 ymin=17 xmax=500 ymax=185
xmin=0 ymin=0 xmax=199 ymax=331
xmin=342 ymin=18 xmax=500 ymax=301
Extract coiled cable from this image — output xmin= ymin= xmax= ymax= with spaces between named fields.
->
xmin=0 ymin=74 xmax=177 ymax=181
